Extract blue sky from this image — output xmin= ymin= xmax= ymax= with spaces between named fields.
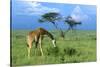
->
xmin=11 ymin=0 xmax=96 ymax=30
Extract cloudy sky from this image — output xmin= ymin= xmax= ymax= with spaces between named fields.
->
xmin=11 ymin=0 xmax=96 ymax=30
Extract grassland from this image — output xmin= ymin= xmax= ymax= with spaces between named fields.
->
xmin=11 ymin=30 xmax=96 ymax=66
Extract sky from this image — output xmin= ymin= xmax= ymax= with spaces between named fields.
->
xmin=11 ymin=0 xmax=97 ymax=30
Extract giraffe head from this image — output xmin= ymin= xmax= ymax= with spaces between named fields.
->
xmin=52 ymin=39 xmax=56 ymax=47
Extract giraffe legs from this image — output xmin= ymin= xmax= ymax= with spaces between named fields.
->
xmin=27 ymin=35 xmax=44 ymax=58
xmin=39 ymin=36 xmax=44 ymax=56
xmin=40 ymin=43 xmax=44 ymax=56
xmin=27 ymin=47 xmax=31 ymax=59
xmin=27 ymin=43 xmax=32 ymax=58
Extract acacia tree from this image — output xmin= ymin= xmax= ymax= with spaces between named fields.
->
xmin=64 ymin=16 xmax=82 ymax=32
xmin=39 ymin=12 xmax=65 ymax=38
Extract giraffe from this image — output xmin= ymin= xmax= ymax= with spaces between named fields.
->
xmin=26 ymin=28 xmax=56 ymax=58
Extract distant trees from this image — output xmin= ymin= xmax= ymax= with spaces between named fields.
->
xmin=39 ymin=12 xmax=82 ymax=38
xmin=39 ymin=12 xmax=65 ymax=38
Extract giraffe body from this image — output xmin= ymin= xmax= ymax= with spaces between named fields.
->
xmin=26 ymin=28 xmax=56 ymax=58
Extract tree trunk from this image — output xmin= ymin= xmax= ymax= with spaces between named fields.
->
xmin=52 ymin=22 xmax=65 ymax=39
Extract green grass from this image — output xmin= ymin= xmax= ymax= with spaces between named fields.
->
xmin=11 ymin=30 xmax=96 ymax=66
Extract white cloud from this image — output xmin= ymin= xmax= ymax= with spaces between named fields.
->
xmin=71 ymin=6 xmax=90 ymax=22
xmin=16 ymin=1 xmax=60 ymax=15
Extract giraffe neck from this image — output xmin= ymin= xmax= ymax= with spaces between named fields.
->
xmin=45 ymin=31 xmax=56 ymax=47
xmin=45 ymin=31 xmax=55 ymax=40
xmin=37 ymin=28 xmax=56 ymax=47
xmin=38 ymin=28 xmax=55 ymax=40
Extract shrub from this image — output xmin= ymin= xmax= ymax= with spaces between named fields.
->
xmin=47 ymin=47 xmax=59 ymax=56
xmin=64 ymin=47 xmax=77 ymax=56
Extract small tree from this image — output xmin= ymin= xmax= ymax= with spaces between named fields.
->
xmin=39 ymin=12 xmax=65 ymax=38
xmin=64 ymin=16 xmax=82 ymax=32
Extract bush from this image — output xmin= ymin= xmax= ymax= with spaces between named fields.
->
xmin=47 ymin=47 xmax=59 ymax=56
xmin=64 ymin=47 xmax=77 ymax=56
